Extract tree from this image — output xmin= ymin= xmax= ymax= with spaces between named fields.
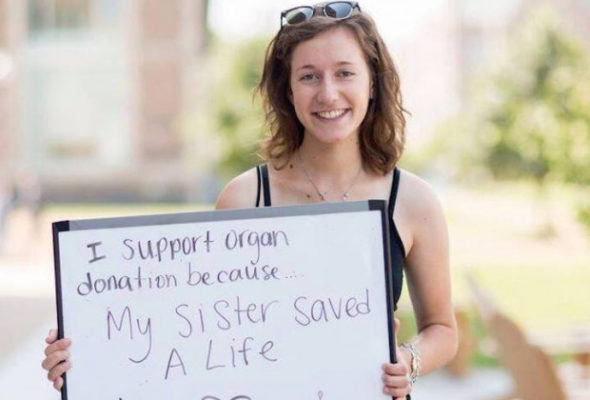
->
xmin=472 ymin=6 xmax=590 ymax=186
xmin=205 ymin=36 xmax=269 ymax=180
xmin=424 ymin=6 xmax=590 ymax=234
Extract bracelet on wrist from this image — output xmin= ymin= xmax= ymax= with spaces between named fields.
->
xmin=400 ymin=342 xmax=421 ymax=387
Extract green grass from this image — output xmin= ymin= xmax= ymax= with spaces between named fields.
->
xmin=393 ymin=181 xmax=590 ymax=366
xmin=461 ymin=265 xmax=590 ymax=330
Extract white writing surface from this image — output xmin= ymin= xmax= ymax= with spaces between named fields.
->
xmin=55 ymin=203 xmax=394 ymax=400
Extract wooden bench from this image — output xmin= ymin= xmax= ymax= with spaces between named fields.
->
xmin=445 ymin=306 xmax=476 ymax=378
xmin=467 ymin=275 xmax=574 ymax=400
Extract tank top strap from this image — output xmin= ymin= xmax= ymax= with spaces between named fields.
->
xmin=388 ymin=167 xmax=401 ymax=218
xmin=255 ymin=165 xmax=261 ymax=207
xmin=388 ymin=167 xmax=406 ymax=257
xmin=255 ymin=164 xmax=272 ymax=207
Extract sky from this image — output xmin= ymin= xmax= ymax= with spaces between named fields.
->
xmin=208 ymin=0 xmax=447 ymax=43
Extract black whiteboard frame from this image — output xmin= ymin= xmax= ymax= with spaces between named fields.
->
xmin=52 ymin=200 xmax=398 ymax=400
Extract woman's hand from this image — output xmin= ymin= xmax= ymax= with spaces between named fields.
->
xmin=381 ymin=318 xmax=412 ymax=399
xmin=41 ymin=328 xmax=72 ymax=391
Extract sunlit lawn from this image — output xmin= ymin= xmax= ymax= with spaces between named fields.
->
xmin=395 ymin=181 xmax=590 ymax=365
xmin=447 ymin=182 xmax=589 ymax=330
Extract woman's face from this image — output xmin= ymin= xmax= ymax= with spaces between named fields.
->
xmin=289 ymin=27 xmax=373 ymax=145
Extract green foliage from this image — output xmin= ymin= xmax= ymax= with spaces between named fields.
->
xmin=473 ymin=7 xmax=590 ymax=184
xmin=577 ymin=199 xmax=590 ymax=234
xmin=206 ymin=36 xmax=270 ymax=179
xmin=430 ymin=6 xmax=590 ymax=185
xmin=410 ymin=117 xmax=490 ymax=182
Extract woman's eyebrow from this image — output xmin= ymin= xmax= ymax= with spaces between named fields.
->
xmin=295 ymin=64 xmax=315 ymax=72
xmin=295 ymin=61 xmax=354 ymax=72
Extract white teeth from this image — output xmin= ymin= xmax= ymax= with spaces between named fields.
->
xmin=317 ymin=109 xmax=346 ymax=119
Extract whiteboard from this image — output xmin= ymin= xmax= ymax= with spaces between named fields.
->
xmin=53 ymin=200 xmax=397 ymax=400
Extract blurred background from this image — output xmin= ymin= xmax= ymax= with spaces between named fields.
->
xmin=0 ymin=0 xmax=589 ymax=398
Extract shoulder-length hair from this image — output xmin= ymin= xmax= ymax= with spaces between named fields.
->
xmin=257 ymin=11 xmax=407 ymax=174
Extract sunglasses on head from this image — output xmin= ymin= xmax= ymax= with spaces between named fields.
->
xmin=280 ymin=2 xmax=361 ymax=28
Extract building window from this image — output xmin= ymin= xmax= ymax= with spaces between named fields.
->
xmin=28 ymin=0 xmax=91 ymax=36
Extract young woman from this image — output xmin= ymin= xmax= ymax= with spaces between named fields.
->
xmin=43 ymin=3 xmax=457 ymax=399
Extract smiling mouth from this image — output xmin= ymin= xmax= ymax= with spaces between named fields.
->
xmin=313 ymin=109 xmax=349 ymax=120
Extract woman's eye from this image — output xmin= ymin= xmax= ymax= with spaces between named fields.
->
xmin=300 ymin=74 xmax=318 ymax=82
xmin=338 ymin=70 xmax=355 ymax=78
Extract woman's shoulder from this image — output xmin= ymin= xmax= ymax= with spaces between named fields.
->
xmin=396 ymin=168 xmax=445 ymax=227
xmin=215 ymin=167 xmax=259 ymax=210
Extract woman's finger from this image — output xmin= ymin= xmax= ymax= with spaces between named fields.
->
xmin=53 ymin=376 xmax=64 ymax=391
xmin=47 ymin=360 xmax=71 ymax=382
xmin=41 ymin=350 xmax=70 ymax=371
xmin=45 ymin=329 xmax=58 ymax=344
xmin=382 ymin=362 xmax=409 ymax=376
xmin=383 ymin=384 xmax=410 ymax=398
xmin=382 ymin=372 xmax=411 ymax=388
xmin=44 ymin=338 xmax=71 ymax=357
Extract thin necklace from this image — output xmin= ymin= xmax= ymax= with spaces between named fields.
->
xmin=297 ymin=152 xmax=363 ymax=201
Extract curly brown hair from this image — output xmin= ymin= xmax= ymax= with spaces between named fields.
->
xmin=257 ymin=9 xmax=407 ymax=174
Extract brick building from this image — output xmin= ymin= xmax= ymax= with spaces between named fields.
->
xmin=0 ymin=0 xmax=208 ymax=202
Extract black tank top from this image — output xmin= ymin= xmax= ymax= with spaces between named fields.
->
xmin=255 ymin=164 xmax=406 ymax=310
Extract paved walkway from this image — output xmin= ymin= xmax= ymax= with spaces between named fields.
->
xmin=0 ymin=261 xmax=57 ymax=399
xmin=1 ymin=322 xmax=59 ymax=400
xmin=414 ymin=367 xmax=512 ymax=399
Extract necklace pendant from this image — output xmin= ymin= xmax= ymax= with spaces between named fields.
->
xmin=342 ymin=193 xmax=349 ymax=200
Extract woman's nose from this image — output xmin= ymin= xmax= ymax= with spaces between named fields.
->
xmin=316 ymin=78 xmax=339 ymax=105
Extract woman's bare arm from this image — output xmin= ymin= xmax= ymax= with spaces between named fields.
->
xmin=397 ymin=170 xmax=458 ymax=374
